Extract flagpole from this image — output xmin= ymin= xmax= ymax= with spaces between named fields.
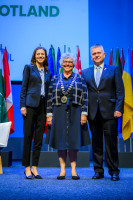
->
xmin=124 ymin=141 xmax=126 ymax=152
xmin=0 ymin=44 xmax=2 ymax=51
xmin=130 ymin=136 xmax=132 ymax=152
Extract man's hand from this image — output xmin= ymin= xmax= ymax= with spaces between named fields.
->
xmin=114 ymin=111 xmax=122 ymax=118
xmin=21 ymin=107 xmax=27 ymax=116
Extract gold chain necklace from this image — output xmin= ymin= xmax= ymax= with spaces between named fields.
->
xmin=60 ymin=73 xmax=77 ymax=103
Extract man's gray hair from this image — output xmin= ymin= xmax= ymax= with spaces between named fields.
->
xmin=59 ymin=53 xmax=76 ymax=66
xmin=90 ymin=44 xmax=104 ymax=53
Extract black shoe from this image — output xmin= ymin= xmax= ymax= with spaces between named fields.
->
xmin=72 ymin=175 xmax=80 ymax=180
xmin=24 ymin=171 xmax=33 ymax=179
xmin=57 ymin=175 xmax=65 ymax=180
xmin=92 ymin=172 xmax=104 ymax=179
xmin=111 ymin=174 xmax=120 ymax=181
xmin=31 ymin=171 xmax=43 ymax=179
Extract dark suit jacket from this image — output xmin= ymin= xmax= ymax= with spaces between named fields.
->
xmin=82 ymin=64 xmax=125 ymax=120
xmin=20 ymin=64 xmax=52 ymax=108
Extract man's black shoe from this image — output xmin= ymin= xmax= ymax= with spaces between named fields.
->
xmin=111 ymin=174 xmax=120 ymax=181
xmin=92 ymin=172 xmax=104 ymax=179
xmin=72 ymin=175 xmax=80 ymax=180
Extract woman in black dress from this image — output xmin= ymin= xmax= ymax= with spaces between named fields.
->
xmin=46 ymin=53 xmax=90 ymax=180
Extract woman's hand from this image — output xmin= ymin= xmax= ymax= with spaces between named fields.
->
xmin=21 ymin=107 xmax=27 ymax=116
xmin=80 ymin=115 xmax=87 ymax=125
xmin=47 ymin=116 xmax=53 ymax=126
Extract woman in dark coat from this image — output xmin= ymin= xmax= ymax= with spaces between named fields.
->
xmin=46 ymin=53 xmax=90 ymax=180
xmin=20 ymin=47 xmax=52 ymax=179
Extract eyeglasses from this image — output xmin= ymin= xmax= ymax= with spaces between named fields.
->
xmin=63 ymin=60 xmax=73 ymax=64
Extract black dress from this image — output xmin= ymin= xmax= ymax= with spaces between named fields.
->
xmin=45 ymin=73 xmax=90 ymax=150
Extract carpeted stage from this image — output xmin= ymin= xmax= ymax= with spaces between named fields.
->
xmin=0 ymin=161 xmax=133 ymax=200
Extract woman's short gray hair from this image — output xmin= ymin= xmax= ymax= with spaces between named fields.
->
xmin=59 ymin=53 xmax=76 ymax=66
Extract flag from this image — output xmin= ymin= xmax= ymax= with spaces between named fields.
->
xmin=46 ymin=45 xmax=56 ymax=134
xmin=0 ymin=49 xmax=8 ymax=123
xmin=3 ymin=48 xmax=15 ymax=134
xmin=120 ymin=48 xmax=125 ymax=74
xmin=56 ymin=47 xmax=62 ymax=74
xmin=131 ymin=49 xmax=133 ymax=67
xmin=0 ymin=48 xmax=5 ymax=98
xmin=122 ymin=48 xmax=133 ymax=140
xmin=48 ymin=47 xmax=55 ymax=77
xmin=44 ymin=121 xmax=48 ymax=135
xmin=116 ymin=47 xmax=122 ymax=74
xmin=68 ymin=47 xmax=71 ymax=53
xmin=116 ymin=48 xmax=123 ymax=133
xmin=75 ymin=48 xmax=81 ymax=75
xmin=109 ymin=49 xmax=115 ymax=65
xmin=51 ymin=45 xmax=56 ymax=75
xmin=131 ymin=49 xmax=133 ymax=89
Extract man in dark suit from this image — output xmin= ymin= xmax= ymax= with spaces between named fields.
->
xmin=82 ymin=44 xmax=124 ymax=181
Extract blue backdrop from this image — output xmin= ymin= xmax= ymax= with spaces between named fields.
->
xmin=89 ymin=0 xmax=133 ymax=65
xmin=9 ymin=0 xmax=133 ymax=138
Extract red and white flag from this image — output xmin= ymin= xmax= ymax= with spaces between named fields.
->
xmin=109 ymin=49 xmax=115 ymax=65
xmin=3 ymin=48 xmax=15 ymax=134
xmin=75 ymin=48 xmax=82 ymax=75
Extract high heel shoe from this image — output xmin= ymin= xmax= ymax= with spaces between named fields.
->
xmin=24 ymin=171 xmax=33 ymax=179
xmin=31 ymin=171 xmax=43 ymax=179
xmin=72 ymin=175 xmax=80 ymax=180
xmin=57 ymin=175 xmax=65 ymax=180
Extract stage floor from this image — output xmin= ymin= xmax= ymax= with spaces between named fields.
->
xmin=0 ymin=161 xmax=133 ymax=200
